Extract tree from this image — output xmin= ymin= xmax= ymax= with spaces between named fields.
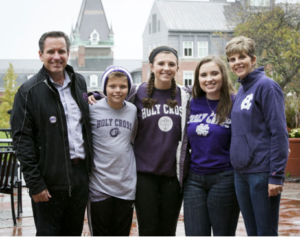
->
xmin=232 ymin=3 xmax=300 ymax=90
xmin=0 ymin=63 xmax=18 ymax=128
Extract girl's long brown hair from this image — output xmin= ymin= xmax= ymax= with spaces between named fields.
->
xmin=192 ymin=55 xmax=236 ymax=125
xmin=142 ymin=47 xmax=179 ymax=109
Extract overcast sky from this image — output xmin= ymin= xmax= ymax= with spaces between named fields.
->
xmin=0 ymin=0 xmax=154 ymax=60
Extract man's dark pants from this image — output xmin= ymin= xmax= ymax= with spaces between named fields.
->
xmin=31 ymin=161 xmax=89 ymax=236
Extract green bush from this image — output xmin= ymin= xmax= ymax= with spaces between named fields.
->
xmin=285 ymin=91 xmax=300 ymax=129
xmin=289 ymin=128 xmax=300 ymax=138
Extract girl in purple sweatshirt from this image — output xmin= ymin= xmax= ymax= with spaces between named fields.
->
xmin=184 ymin=55 xmax=239 ymax=236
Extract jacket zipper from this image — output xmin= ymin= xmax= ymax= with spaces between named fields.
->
xmin=44 ymin=79 xmax=72 ymax=196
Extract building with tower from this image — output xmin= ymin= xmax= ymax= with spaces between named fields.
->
xmin=69 ymin=0 xmax=114 ymax=91
xmin=0 ymin=0 xmax=142 ymax=94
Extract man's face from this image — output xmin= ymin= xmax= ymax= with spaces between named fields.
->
xmin=39 ymin=37 xmax=69 ymax=77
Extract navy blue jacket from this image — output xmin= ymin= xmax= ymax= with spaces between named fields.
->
xmin=230 ymin=67 xmax=289 ymax=185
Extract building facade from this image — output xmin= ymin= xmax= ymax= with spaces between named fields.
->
xmin=1 ymin=0 xmax=277 ymax=95
xmin=141 ymin=0 xmax=273 ymax=85
xmin=0 ymin=0 xmax=142 ymax=95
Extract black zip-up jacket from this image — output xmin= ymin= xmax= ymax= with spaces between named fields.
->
xmin=11 ymin=65 xmax=93 ymax=196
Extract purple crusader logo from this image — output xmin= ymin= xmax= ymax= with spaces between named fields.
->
xmin=110 ymin=128 xmax=120 ymax=137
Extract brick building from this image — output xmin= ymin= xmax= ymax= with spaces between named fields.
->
xmin=141 ymin=0 xmax=273 ymax=85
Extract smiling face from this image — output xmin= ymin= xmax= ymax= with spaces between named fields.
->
xmin=199 ymin=61 xmax=223 ymax=100
xmin=150 ymin=52 xmax=178 ymax=89
xmin=39 ymin=37 xmax=69 ymax=79
xmin=106 ymin=76 xmax=128 ymax=109
xmin=228 ymin=52 xmax=256 ymax=79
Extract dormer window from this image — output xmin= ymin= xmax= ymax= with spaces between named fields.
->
xmin=90 ymin=29 xmax=100 ymax=45
xmin=90 ymin=74 xmax=98 ymax=87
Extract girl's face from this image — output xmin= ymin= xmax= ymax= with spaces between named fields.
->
xmin=150 ymin=52 xmax=178 ymax=88
xmin=228 ymin=52 xmax=256 ymax=79
xmin=199 ymin=61 xmax=223 ymax=100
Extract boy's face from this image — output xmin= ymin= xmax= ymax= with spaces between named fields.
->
xmin=106 ymin=76 xmax=129 ymax=109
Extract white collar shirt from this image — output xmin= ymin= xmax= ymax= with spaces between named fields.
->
xmin=50 ymin=71 xmax=85 ymax=160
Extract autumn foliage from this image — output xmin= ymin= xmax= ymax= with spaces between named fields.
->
xmin=0 ymin=63 xmax=18 ymax=128
xmin=233 ymin=3 xmax=300 ymax=89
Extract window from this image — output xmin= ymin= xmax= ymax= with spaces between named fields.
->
xmin=90 ymin=29 xmax=100 ymax=45
xmin=183 ymin=72 xmax=194 ymax=86
xmin=90 ymin=75 xmax=98 ymax=87
xmin=158 ymin=20 xmax=160 ymax=32
xmin=133 ymin=74 xmax=142 ymax=84
xmin=149 ymin=23 xmax=151 ymax=34
xmin=183 ymin=41 xmax=193 ymax=57
xmin=198 ymin=41 xmax=208 ymax=58
xmin=250 ymin=0 xmax=270 ymax=6
xmin=152 ymin=14 xmax=157 ymax=33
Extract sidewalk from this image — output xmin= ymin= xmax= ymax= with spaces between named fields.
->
xmin=0 ymin=183 xmax=299 ymax=236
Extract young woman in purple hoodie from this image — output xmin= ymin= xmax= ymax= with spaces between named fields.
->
xmin=226 ymin=36 xmax=289 ymax=236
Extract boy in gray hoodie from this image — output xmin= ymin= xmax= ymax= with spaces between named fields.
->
xmin=88 ymin=66 xmax=137 ymax=236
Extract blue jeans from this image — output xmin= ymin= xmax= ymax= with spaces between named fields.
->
xmin=234 ymin=172 xmax=281 ymax=236
xmin=184 ymin=170 xmax=240 ymax=236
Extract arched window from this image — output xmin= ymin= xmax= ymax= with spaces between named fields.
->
xmin=90 ymin=29 xmax=100 ymax=45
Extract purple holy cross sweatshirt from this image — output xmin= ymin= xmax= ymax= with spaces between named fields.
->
xmin=187 ymin=96 xmax=233 ymax=174
xmin=134 ymin=83 xmax=182 ymax=177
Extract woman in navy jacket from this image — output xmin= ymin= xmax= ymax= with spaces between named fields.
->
xmin=226 ymin=36 xmax=289 ymax=236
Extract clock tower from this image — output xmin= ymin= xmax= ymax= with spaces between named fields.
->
xmin=69 ymin=0 xmax=114 ymax=73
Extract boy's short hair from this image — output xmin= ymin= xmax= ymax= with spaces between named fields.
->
xmin=225 ymin=36 xmax=256 ymax=60
xmin=101 ymin=66 xmax=133 ymax=96
xmin=107 ymin=71 xmax=129 ymax=79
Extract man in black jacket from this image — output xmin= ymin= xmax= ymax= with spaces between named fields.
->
xmin=11 ymin=31 xmax=93 ymax=236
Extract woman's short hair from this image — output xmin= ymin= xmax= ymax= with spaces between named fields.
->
xmin=225 ymin=36 xmax=256 ymax=60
